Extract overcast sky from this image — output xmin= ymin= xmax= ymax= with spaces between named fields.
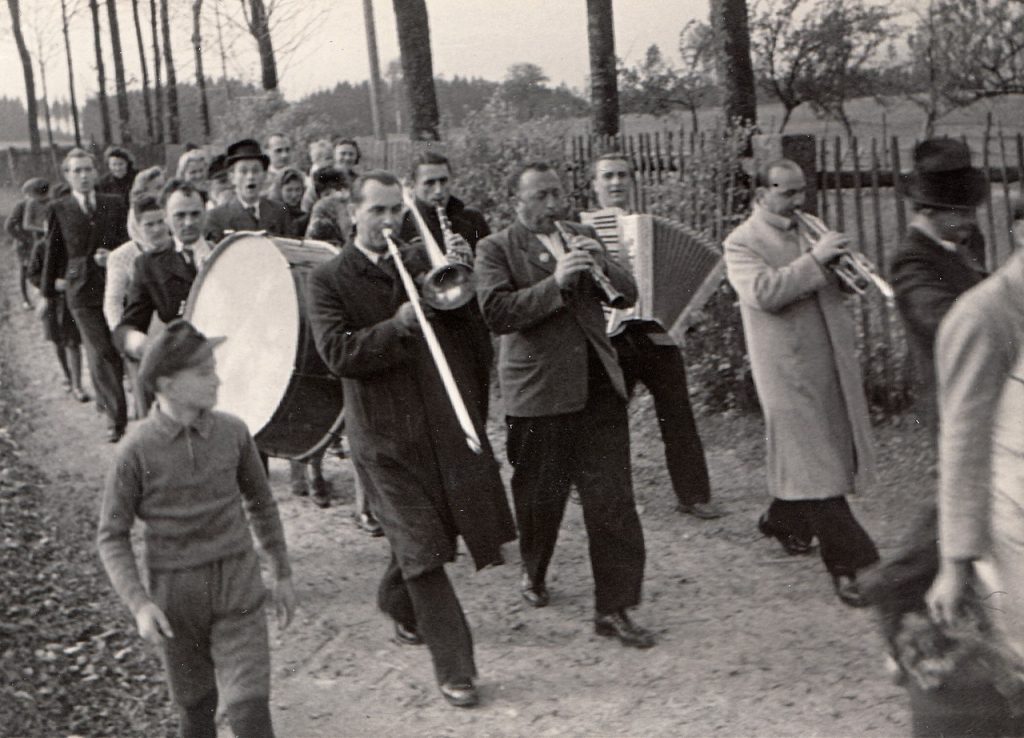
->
xmin=0 ymin=0 xmax=709 ymax=108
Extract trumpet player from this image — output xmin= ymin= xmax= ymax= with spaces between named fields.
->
xmin=476 ymin=161 xmax=656 ymax=649
xmin=400 ymin=151 xmax=494 ymax=419
xmin=891 ymin=138 xmax=988 ymax=435
xmin=307 ymin=171 xmax=515 ymax=708
xmin=723 ymin=159 xmax=879 ymax=607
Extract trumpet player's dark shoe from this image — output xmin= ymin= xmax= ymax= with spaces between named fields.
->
xmin=520 ymin=570 xmax=549 ymax=608
xmin=758 ymin=513 xmax=812 ymax=556
xmin=439 ymin=679 xmax=479 ymax=708
xmin=832 ymin=573 xmax=868 ymax=608
xmin=393 ymin=620 xmax=423 ymax=646
xmin=594 ymin=610 xmax=656 ymax=649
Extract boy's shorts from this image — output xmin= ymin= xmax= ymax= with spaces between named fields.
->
xmin=148 ymin=548 xmax=270 ymax=709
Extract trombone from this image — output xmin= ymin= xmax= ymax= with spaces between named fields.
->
xmin=793 ymin=210 xmax=895 ymax=301
xmin=401 ymin=188 xmax=476 ymax=310
xmin=381 ymin=226 xmax=483 ymax=455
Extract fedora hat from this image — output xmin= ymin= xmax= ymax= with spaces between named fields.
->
xmin=224 ymin=138 xmax=269 ymax=170
xmin=899 ymin=138 xmax=987 ymax=210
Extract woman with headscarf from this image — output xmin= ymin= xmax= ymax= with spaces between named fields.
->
xmin=175 ymin=148 xmax=209 ymax=189
xmin=126 ymin=167 xmax=166 ymax=244
xmin=270 ymin=167 xmax=309 ymax=235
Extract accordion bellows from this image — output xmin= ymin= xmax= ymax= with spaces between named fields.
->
xmin=581 ymin=208 xmax=724 ymax=343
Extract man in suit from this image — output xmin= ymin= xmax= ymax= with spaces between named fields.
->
xmin=42 ymin=148 xmax=129 ymax=442
xmin=113 ymin=180 xmax=214 ymax=361
xmin=475 ymin=161 xmax=655 ymax=649
xmin=308 ymin=170 xmax=515 ymax=707
xmin=891 ymin=138 xmax=988 ymax=434
xmin=398 ymin=151 xmax=493 ymax=419
xmin=723 ymin=159 xmax=879 ymax=607
xmin=586 ymin=154 xmax=722 ymax=520
xmin=205 ymin=139 xmax=294 ymax=243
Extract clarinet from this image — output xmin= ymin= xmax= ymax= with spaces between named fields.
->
xmin=554 ymin=221 xmax=628 ymax=308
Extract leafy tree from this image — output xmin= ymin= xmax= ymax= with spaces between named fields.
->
xmin=750 ymin=0 xmax=820 ymax=131
xmin=496 ymin=63 xmax=588 ymax=121
xmin=903 ymin=0 xmax=1024 ymax=137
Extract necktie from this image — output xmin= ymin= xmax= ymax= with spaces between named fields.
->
xmin=83 ymin=195 xmax=95 ymax=217
xmin=181 ymin=249 xmax=194 ymax=269
xmin=378 ymin=254 xmax=399 ymax=281
xmin=245 ymin=205 xmax=257 ymax=222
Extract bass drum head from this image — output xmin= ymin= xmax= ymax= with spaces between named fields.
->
xmin=186 ymin=233 xmax=299 ymax=441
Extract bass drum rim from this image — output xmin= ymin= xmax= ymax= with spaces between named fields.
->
xmin=185 ymin=231 xmax=344 ymax=461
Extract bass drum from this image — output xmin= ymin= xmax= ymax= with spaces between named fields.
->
xmin=185 ymin=232 xmax=343 ymax=461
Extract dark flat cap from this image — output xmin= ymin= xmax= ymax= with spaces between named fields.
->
xmin=139 ymin=319 xmax=225 ymax=392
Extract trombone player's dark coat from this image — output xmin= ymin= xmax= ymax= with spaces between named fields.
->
xmin=307 ymin=241 xmax=515 ymax=578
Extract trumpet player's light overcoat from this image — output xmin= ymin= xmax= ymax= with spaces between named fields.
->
xmin=723 ymin=205 xmax=877 ymax=500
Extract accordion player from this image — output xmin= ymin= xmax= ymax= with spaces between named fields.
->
xmin=579 ymin=177 xmax=724 ymax=519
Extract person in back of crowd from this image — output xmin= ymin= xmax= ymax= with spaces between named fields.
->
xmin=5 ymin=177 xmax=50 ymax=310
xmin=205 ymin=139 xmax=295 ymax=243
xmin=104 ymin=194 xmax=173 ymax=419
xmin=97 ymin=146 xmax=137 ymax=207
xmin=301 ymin=139 xmax=335 ymax=212
xmin=175 ymin=149 xmax=210 ymax=190
xmin=333 ymin=138 xmax=360 ymax=178
xmin=271 ymin=168 xmax=309 ymax=235
xmin=891 ymin=138 xmax=988 ymax=437
xmin=305 ymin=167 xmax=352 ymax=246
xmin=263 ymin=133 xmax=305 ymax=198
xmin=206 ymin=154 xmax=234 ymax=211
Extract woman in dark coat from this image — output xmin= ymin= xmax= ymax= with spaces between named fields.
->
xmin=96 ymin=146 xmax=137 ymax=207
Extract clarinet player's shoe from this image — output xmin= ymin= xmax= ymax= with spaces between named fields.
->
xmin=594 ymin=610 xmax=656 ymax=649
xmin=439 ymin=679 xmax=479 ymax=708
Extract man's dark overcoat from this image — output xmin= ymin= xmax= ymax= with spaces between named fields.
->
xmin=111 ymin=248 xmax=197 ymax=349
xmin=41 ymin=193 xmax=128 ymax=307
xmin=307 ymin=242 xmax=515 ymax=578
xmin=891 ymin=227 xmax=986 ymax=429
xmin=204 ymin=197 xmax=295 ymax=244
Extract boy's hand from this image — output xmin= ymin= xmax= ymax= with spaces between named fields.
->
xmin=135 ymin=602 xmax=174 ymax=645
xmin=273 ymin=577 xmax=296 ymax=630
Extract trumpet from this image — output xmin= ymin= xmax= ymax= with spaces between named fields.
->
xmin=435 ymin=204 xmax=473 ymax=268
xmin=793 ymin=210 xmax=895 ymax=301
xmin=554 ymin=220 xmax=629 ymax=309
xmin=402 ymin=188 xmax=475 ymax=310
xmin=382 ymin=226 xmax=483 ymax=454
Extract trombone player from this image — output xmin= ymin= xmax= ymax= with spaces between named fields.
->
xmin=307 ymin=171 xmax=515 ymax=708
xmin=723 ymin=159 xmax=879 ymax=607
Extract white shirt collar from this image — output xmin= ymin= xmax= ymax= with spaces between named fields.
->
xmin=535 ymin=230 xmax=566 ymax=258
xmin=238 ymin=197 xmax=260 ymax=219
xmin=73 ymin=191 xmax=95 ymax=212
xmin=175 ymin=237 xmax=213 ymax=268
xmin=354 ymin=239 xmax=386 ymax=265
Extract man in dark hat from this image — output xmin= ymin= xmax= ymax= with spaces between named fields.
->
xmin=891 ymin=137 xmax=989 ymax=434
xmin=5 ymin=176 xmax=50 ymax=309
xmin=204 ymin=139 xmax=294 ymax=243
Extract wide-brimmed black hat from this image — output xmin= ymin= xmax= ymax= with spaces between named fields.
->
xmin=224 ymin=138 xmax=269 ymax=170
xmin=899 ymin=138 xmax=987 ymax=210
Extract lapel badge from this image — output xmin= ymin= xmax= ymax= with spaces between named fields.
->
xmin=539 ymin=251 xmax=551 ymax=264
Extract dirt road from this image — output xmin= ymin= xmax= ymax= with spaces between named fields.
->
xmin=2 ymin=246 xmax=925 ymax=737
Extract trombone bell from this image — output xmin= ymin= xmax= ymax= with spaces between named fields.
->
xmin=421 ymin=262 xmax=476 ymax=310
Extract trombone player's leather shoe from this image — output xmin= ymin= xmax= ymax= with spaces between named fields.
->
xmin=520 ymin=569 xmax=549 ymax=608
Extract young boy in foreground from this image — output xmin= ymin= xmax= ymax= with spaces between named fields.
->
xmin=97 ymin=319 xmax=295 ymax=738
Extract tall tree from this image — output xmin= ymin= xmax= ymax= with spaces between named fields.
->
xmin=160 ymin=0 xmax=180 ymax=142
xmin=586 ymin=0 xmax=619 ymax=135
xmin=192 ymin=0 xmax=212 ymax=138
xmin=59 ymin=0 xmax=81 ymax=146
xmin=88 ymin=0 xmax=112 ymax=143
xmin=6 ymin=0 xmax=41 ymax=153
xmin=105 ymin=0 xmax=132 ymax=142
xmin=363 ymin=0 xmax=385 ymax=139
xmin=131 ymin=0 xmax=155 ymax=140
xmin=242 ymin=0 xmax=279 ymax=91
xmin=150 ymin=0 xmax=165 ymax=142
xmin=214 ymin=0 xmax=235 ymax=100
xmin=709 ymin=0 xmax=757 ymax=126
xmin=392 ymin=0 xmax=440 ymax=141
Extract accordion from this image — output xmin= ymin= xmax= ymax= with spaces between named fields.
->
xmin=580 ymin=208 xmax=724 ymax=343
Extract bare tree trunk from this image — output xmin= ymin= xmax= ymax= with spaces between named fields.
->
xmin=709 ymin=0 xmax=757 ymax=127
xmin=106 ymin=0 xmax=133 ymax=142
xmin=247 ymin=0 xmax=278 ymax=91
xmin=35 ymin=41 xmax=58 ymax=170
xmin=392 ymin=0 xmax=439 ymax=141
xmin=586 ymin=0 xmax=619 ymax=136
xmin=88 ymin=0 xmax=112 ymax=144
xmin=214 ymin=0 xmax=234 ymax=101
xmin=689 ymin=105 xmax=700 ymax=134
xmin=131 ymin=0 xmax=154 ymax=141
xmin=192 ymin=0 xmax=211 ymax=138
xmin=7 ymin=0 xmax=41 ymax=153
xmin=363 ymin=0 xmax=385 ymax=140
xmin=160 ymin=0 xmax=180 ymax=143
xmin=59 ymin=0 xmax=81 ymax=147
xmin=150 ymin=0 xmax=165 ymax=143
xmin=779 ymin=105 xmax=795 ymax=133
